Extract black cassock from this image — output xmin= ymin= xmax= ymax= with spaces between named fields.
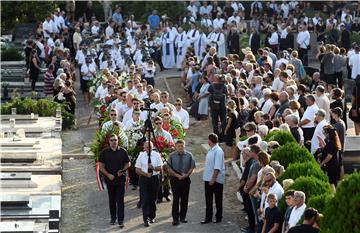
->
xmin=227 ymin=31 xmax=240 ymax=55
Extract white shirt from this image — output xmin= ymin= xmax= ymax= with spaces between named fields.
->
xmin=136 ymin=90 xmax=149 ymax=100
xmin=135 ymin=151 xmax=163 ymax=175
xmin=268 ymin=32 xmax=279 ymax=45
xmin=200 ymin=5 xmax=212 ymax=15
xmin=187 ymin=4 xmax=198 ymax=19
xmin=261 ymin=98 xmax=273 ymax=114
xmin=296 ymin=30 xmax=310 ymax=49
xmin=311 ymin=119 xmax=328 ymax=154
xmin=213 ymin=18 xmax=225 ymax=29
xmin=288 ymin=204 xmax=307 ymax=229
xmin=227 ymin=16 xmax=241 ymax=26
xmin=80 ymin=63 xmax=96 ymax=80
xmin=122 ymin=108 xmax=147 ymax=124
xmin=155 ymin=129 xmax=174 ymax=143
xmin=105 ymin=26 xmax=114 ymax=38
xmin=349 ymin=53 xmax=360 ymax=79
xmin=201 ymin=18 xmax=213 ymax=28
xmin=95 ymin=85 xmax=108 ymax=100
xmin=172 ymin=108 xmax=190 ymax=129
xmin=262 ymin=181 xmax=284 ymax=210
xmin=203 ymin=144 xmax=225 ymax=184
xmin=275 ymin=58 xmax=289 ymax=69
xmin=91 ymin=25 xmax=100 ymax=35
xmin=301 ymin=104 xmax=319 ymax=128
xmin=43 ymin=20 xmax=53 ymax=38
xmin=102 ymin=120 xmax=124 ymax=132
xmin=281 ymin=3 xmax=290 ymax=18
xmin=35 ymin=41 xmax=45 ymax=58
xmin=237 ymin=134 xmax=262 ymax=150
xmin=154 ymin=102 xmax=176 ymax=113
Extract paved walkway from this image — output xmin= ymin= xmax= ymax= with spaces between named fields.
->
xmin=61 ymin=69 xmax=245 ymax=232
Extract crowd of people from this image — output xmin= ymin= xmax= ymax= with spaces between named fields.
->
xmin=20 ymin=1 xmax=360 ymax=232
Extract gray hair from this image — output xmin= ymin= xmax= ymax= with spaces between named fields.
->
xmin=285 ymin=114 xmax=299 ymax=125
xmin=294 ymin=191 xmax=306 ymax=201
xmin=316 ymin=109 xmax=326 ymax=118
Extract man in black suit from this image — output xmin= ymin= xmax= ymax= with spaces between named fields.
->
xmin=228 ymin=26 xmax=240 ymax=55
xmin=340 ymin=24 xmax=350 ymax=51
xmin=250 ymin=26 xmax=260 ymax=54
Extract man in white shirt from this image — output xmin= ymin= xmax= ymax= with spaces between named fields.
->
xmin=43 ymin=15 xmax=53 ymax=38
xmin=187 ymin=1 xmax=198 ymax=19
xmin=91 ymin=21 xmax=100 ymax=36
xmin=105 ymin=22 xmax=115 ymax=38
xmin=122 ymin=98 xmax=147 ymax=124
xmin=213 ymin=27 xmax=226 ymax=58
xmin=161 ymin=27 xmax=176 ymax=69
xmin=260 ymin=88 xmax=273 ymax=114
xmin=310 ymin=109 xmax=328 ymax=154
xmin=95 ymin=79 xmax=109 ymax=100
xmin=299 ymin=95 xmax=319 ymax=151
xmin=175 ymin=27 xmax=188 ymax=69
xmin=201 ymin=14 xmax=213 ymax=28
xmin=200 ymin=1 xmax=212 ymax=16
xmin=268 ymin=26 xmax=279 ymax=54
xmin=172 ymin=98 xmax=189 ymax=130
xmin=288 ymin=191 xmax=306 ymax=229
xmin=135 ymin=83 xmax=148 ymax=100
xmin=315 ymin=86 xmax=330 ymax=122
xmin=125 ymin=79 xmax=137 ymax=95
xmin=349 ymin=46 xmax=360 ymax=80
xmin=153 ymin=116 xmax=174 ymax=143
xmin=213 ymin=13 xmax=225 ymax=29
xmin=201 ymin=133 xmax=225 ymax=224
xmin=194 ymin=28 xmax=208 ymax=60
xmin=227 ymin=11 xmax=240 ymax=26
xmin=296 ymin=25 xmax=310 ymax=66
xmin=154 ymin=91 xmax=176 ymax=113
xmin=262 ymin=172 xmax=284 ymax=210
xmin=102 ymin=108 xmax=124 ymax=132
xmin=135 ymin=141 xmax=163 ymax=226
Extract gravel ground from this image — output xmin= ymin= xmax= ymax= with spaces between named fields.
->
xmin=61 ymin=70 xmax=247 ymax=232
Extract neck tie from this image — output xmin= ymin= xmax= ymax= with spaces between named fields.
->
xmin=198 ymin=33 xmax=202 ymax=55
xmin=192 ymin=29 xmax=197 ymax=37
xmin=165 ymin=32 xmax=170 ymax=55
xmin=178 ymin=153 xmax=183 ymax=174
xmin=179 ymin=34 xmax=183 ymax=56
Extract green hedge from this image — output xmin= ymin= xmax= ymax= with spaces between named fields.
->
xmin=1 ymin=46 xmax=24 ymax=61
xmin=279 ymin=162 xmax=328 ymax=183
xmin=1 ymin=97 xmax=75 ymax=130
xmin=278 ymin=176 xmax=332 ymax=213
xmin=307 ymin=193 xmax=333 ymax=214
xmin=321 ymin=172 xmax=360 ymax=233
xmin=270 ymin=142 xmax=315 ymax=169
xmin=264 ymin=131 xmax=296 ymax=146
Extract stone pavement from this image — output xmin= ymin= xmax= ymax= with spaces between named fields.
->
xmin=61 ymin=69 xmax=246 ymax=232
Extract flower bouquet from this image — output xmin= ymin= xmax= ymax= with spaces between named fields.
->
xmin=162 ymin=119 xmax=186 ymax=141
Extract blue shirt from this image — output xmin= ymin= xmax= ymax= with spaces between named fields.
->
xmin=203 ymin=144 xmax=225 ymax=184
xmin=148 ymin=14 xmax=160 ymax=29
xmin=112 ymin=12 xmax=123 ymax=24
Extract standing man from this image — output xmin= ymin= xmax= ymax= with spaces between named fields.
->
xmin=168 ymin=140 xmax=196 ymax=226
xmin=296 ymin=24 xmax=310 ymax=66
xmin=135 ymin=141 xmax=163 ymax=227
xmin=201 ymin=133 xmax=225 ymax=224
xmin=99 ymin=134 xmax=130 ymax=228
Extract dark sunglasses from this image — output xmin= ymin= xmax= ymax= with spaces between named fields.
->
xmin=155 ymin=122 xmax=162 ymax=125
xmin=110 ymin=114 xmax=117 ymax=116
xmin=175 ymin=103 xmax=181 ymax=106
xmin=110 ymin=139 xmax=118 ymax=142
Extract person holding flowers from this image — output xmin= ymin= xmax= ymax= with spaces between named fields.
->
xmin=172 ymin=98 xmax=190 ymax=130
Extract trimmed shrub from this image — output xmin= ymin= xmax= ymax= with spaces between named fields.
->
xmin=264 ymin=130 xmax=296 ymax=146
xmin=322 ymin=172 xmax=360 ymax=233
xmin=278 ymin=176 xmax=332 ymax=213
xmin=279 ymin=162 xmax=328 ymax=183
xmin=270 ymin=142 xmax=315 ymax=169
xmin=307 ymin=193 xmax=334 ymax=214
xmin=1 ymin=46 xmax=24 ymax=61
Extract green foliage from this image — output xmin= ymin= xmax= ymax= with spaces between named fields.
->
xmin=264 ymin=130 xmax=296 ymax=146
xmin=278 ymin=176 xmax=332 ymax=213
xmin=270 ymin=142 xmax=315 ymax=169
xmin=1 ymin=1 xmax=58 ymax=33
xmin=350 ymin=32 xmax=360 ymax=45
xmin=279 ymin=162 xmax=328 ymax=183
xmin=1 ymin=46 xmax=25 ymax=61
xmin=307 ymin=193 xmax=333 ymax=213
xmin=1 ymin=97 xmax=75 ymax=129
xmin=322 ymin=172 xmax=360 ymax=233
xmin=239 ymin=34 xmax=249 ymax=50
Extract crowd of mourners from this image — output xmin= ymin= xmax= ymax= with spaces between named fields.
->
xmin=21 ymin=1 xmax=360 ymax=232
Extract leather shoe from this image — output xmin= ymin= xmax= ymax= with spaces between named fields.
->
xmin=110 ymin=219 xmax=116 ymax=225
xmin=118 ymin=222 xmax=124 ymax=228
xmin=201 ymin=220 xmax=212 ymax=224
xmin=144 ymin=221 xmax=150 ymax=227
xmin=172 ymin=221 xmax=179 ymax=226
xmin=165 ymin=196 xmax=172 ymax=202
xmin=213 ymin=219 xmax=222 ymax=223
xmin=180 ymin=219 xmax=188 ymax=223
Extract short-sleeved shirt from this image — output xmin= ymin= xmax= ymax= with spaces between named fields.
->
xmin=247 ymin=159 xmax=261 ymax=181
xmin=168 ymin=151 xmax=196 ymax=175
xmin=203 ymin=144 xmax=225 ymax=184
xmin=99 ymin=147 xmax=130 ymax=185
xmin=301 ymin=104 xmax=319 ymax=128
xmin=287 ymin=224 xmax=319 ymax=233
xmin=264 ymin=206 xmax=282 ymax=233
xmin=240 ymin=158 xmax=254 ymax=183
xmin=135 ymin=151 xmax=163 ymax=176
xmin=148 ymin=15 xmax=160 ymax=29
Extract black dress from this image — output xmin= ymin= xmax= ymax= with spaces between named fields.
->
xmin=225 ymin=111 xmax=239 ymax=146
xmin=330 ymin=98 xmax=344 ymax=124
xmin=350 ymin=87 xmax=360 ymax=123
xmin=320 ymin=140 xmax=340 ymax=184
xmin=63 ymin=91 xmax=76 ymax=115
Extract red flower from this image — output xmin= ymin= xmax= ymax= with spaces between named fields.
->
xmin=171 ymin=130 xmax=179 ymax=138
xmin=99 ymin=105 xmax=106 ymax=113
xmin=104 ymin=96 xmax=111 ymax=103
xmin=162 ymin=123 xmax=170 ymax=131
xmin=158 ymin=136 xmax=165 ymax=142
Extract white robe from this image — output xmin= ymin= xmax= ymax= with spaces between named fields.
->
xmin=214 ymin=32 xmax=226 ymax=57
xmin=175 ymin=32 xmax=189 ymax=69
xmin=161 ymin=30 xmax=175 ymax=69
xmin=194 ymin=32 xmax=208 ymax=60
xmin=186 ymin=29 xmax=200 ymax=48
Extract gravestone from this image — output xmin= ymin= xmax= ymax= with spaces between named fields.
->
xmin=343 ymin=136 xmax=360 ymax=173
xmin=0 ymin=221 xmax=35 ymax=233
xmin=0 ymin=195 xmax=30 ymax=209
xmin=1 ymin=152 xmax=37 ymax=163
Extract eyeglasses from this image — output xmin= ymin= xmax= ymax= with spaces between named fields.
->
xmin=110 ymin=114 xmax=117 ymax=116
xmin=175 ymin=103 xmax=181 ymax=106
xmin=155 ymin=122 xmax=162 ymax=125
xmin=110 ymin=139 xmax=118 ymax=142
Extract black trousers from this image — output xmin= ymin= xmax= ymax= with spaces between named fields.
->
xmin=157 ymin=173 xmax=170 ymax=201
xmin=171 ymin=177 xmax=191 ymax=221
xmin=106 ymin=180 xmax=125 ymax=223
xmin=299 ymin=48 xmax=308 ymax=66
xmin=204 ymin=181 xmax=223 ymax=221
xmin=139 ymin=175 xmax=159 ymax=222
xmin=210 ymin=108 xmax=227 ymax=141
xmin=302 ymin=127 xmax=315 ymax=151
xmin=241 ymin=188 xmax=255 ymax=230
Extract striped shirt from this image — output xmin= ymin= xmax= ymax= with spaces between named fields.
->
xmin=43 ymin=71 xmax=55 ymax=95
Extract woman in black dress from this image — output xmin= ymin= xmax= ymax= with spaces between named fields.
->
xmin=224 ymin=99 xmax=239 ymax=160
xmin=330 ymin=88 xmax=344 ymax=124
xmin=318 ymin=125 xmax=341 ymax=192
xmin=350 ymin=77 xmax=360 ymax=135
xmin=29 ymin=49 xmax=41 ymax=92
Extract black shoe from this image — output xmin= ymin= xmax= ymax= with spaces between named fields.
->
xmin=144 ymin=221 xmax=150 ymax=227
xmin=172 ymin=221 xmax=179 ymax=226
xmin=180 ymin=219 xmax=188 ymax=223
xmin=213 ymin=219 xmax=222 ymax=223
xmin=150 ymin=218 xmax=155 ymax=223
xmin=110 ymin=219 xmax=116 ymax=225
xmin=201 ymin=220 xmax=212 ymax=224
xmin=165 ymin=196 xmax=172 ymax=202
xmin=118 ymin=222 xmax=124 ymax=228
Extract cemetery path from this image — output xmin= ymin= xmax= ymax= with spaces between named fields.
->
xmin=61 ymin=70 xmax=246 ymax=233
